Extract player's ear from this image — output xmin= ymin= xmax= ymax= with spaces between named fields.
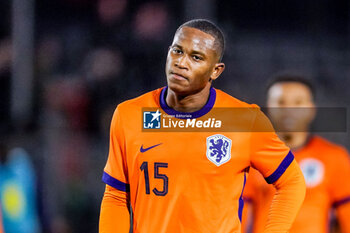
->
xmin=210 ymin=62 xmax=225 ymax=81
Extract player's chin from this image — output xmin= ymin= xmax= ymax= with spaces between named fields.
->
xmin=167 ymin=80 xmax=190 ymax=95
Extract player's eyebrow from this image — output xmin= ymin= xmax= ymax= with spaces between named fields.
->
xmin=171 ymin=43 xmax=182 ymax=49
xmin=191 ymin=50 xmax=206 ymax=58
xmin=171 ymin=43 xmax=207 ymax=58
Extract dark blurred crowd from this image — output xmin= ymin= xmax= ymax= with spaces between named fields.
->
xmin=0 ymin=0 xmax=350 ymax=232
xmin=0 ymin=1 xmax=183 ymax=232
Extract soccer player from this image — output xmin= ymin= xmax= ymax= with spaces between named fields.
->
xmin=99 ymin=19 xmax=306 ymax=233
xmin=242 ymin=74 xmax=350 ymax=233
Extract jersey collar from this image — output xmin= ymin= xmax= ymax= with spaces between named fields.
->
xmin=159 ymin=86 xmax=216 ymax=119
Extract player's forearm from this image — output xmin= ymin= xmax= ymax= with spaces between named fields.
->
xmin=99 ymin=185 xmax=131 ymax=233
xmin=263 ymin=160 xmax=306 ymax=233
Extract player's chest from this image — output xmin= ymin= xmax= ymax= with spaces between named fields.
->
xmin=126 ymin=132 xmax=251 ymax=175
xmin=296 ymin=155 xmax=331 ymax=190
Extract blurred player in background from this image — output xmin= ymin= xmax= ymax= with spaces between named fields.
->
xmin=99 ymin=19 xmax=306 ymax=233
xmin=242 ymin=73 xmax=350 ymax=233
xmin=0 ymin=137 xmax=41 ymax=233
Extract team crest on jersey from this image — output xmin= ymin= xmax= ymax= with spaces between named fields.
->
xmin=206 ymin=134 xmax=232 ymax=166
xmin=299 ymin=158 xmax=324 ymax=188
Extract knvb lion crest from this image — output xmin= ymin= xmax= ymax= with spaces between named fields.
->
xmin=299 ymin=158 xmax=324 ymax=188
xmin=206 ymin=134 xmax=232 ymax=166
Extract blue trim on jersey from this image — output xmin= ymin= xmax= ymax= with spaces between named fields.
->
xmin=265 ymin=151 xmax=294 ymax=184
xmin=102 ymin=172 xmax=130 ymax=192
xmin=333 ymin=196 xmax=350 ymax=208
xmin=238 ymin=172 xmax=247 ymax=222
xmin=159 ymin=86 xmax=216 ymax=119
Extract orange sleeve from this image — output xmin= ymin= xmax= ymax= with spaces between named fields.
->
xmin=103 ymin=106 xmax=129 ymax=186
xmin=330 ymin=148 xmax=350 ymax=233
xmin=250 ymin=109 xmax=291 ymax=180
xmin=99 ymin=185 xmax=131 ymax=233
xmin=263 ymin=160 xmax=306 ymax=233
xmin=329 ymin=148 xmax=350 ymax=202
xmin=100 ymin=105 xmax=131 ymax=232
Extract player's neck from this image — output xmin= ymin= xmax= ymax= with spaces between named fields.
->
xmin=166 ymin=85 xmax=212 ymax=113
xmin=279 ymin=132 xmax=310 ymax=150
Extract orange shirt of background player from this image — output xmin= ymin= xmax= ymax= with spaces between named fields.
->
xmin=243 ymin=136 xmax=350 ymax=233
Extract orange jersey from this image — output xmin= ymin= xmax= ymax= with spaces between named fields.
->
xmin=102 ymin=87 xmax=294 ymax=233
xmin=243 ymin=136 xmax=350 ymax=233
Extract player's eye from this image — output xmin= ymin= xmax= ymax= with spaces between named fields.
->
xmin=192 ymin=55 xmax=203 ymax=61
xmin=172 ymin=48 xmax=182 ymax=54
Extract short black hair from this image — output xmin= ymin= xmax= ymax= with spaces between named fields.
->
xmin=176 ymin=19 xmax=225 ymax=61
xmin=266 ymin=72 xmax=315 ymax=97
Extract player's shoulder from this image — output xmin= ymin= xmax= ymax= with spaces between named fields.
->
xmin=309 ymin=136 xmax=350 ymax=172
xmin=214 ymin=88 xmax=266 ymax=128
xmin=311 ymin=136 xmax=349 ymax=155
xmin=214 ymin=88 xmax=258 ymax=108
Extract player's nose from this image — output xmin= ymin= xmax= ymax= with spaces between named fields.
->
xmin=175 ymin=55 xmax=189 ymax=69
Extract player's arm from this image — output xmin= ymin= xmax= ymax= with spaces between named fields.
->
xmin=250 ymin=108 xmax=305 ymax=233
xmin=330 ymin=148 xmax=350 ymax=233
xmin=99 ymin=184 xmax=130 ymax=233
xmin=99 ymin=105 xmax=131 ymax=233
xmin=263 ymin=158 xmax=306 ymax=233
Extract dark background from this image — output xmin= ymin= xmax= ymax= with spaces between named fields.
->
xmin=0 ymin=0 xmax=349 ymax=232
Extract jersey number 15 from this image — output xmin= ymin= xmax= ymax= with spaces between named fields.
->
xmin=140 ymin=161 xmax=168 ymax=196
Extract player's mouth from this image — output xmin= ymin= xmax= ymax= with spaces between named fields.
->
xmin=170 ymin=71 xmax=188 ymax=81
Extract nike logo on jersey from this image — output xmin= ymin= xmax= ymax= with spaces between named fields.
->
xmin=140 ymin=143 xmax=162 ymax=153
